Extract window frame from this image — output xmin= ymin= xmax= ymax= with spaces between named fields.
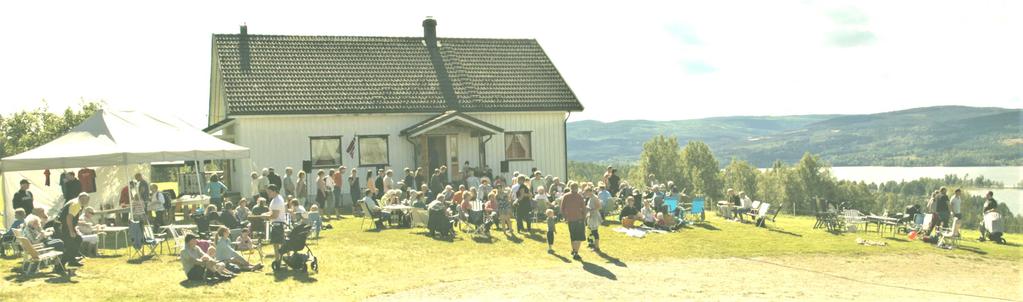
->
xmin=309 ymin=136 xmax=343 ymax=169
xmin=504 ymin=131 xmax=533 ymax=161
xmin=357 ymin=134 xmax=391 ymax=167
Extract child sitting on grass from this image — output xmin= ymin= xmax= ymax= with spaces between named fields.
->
xmin=236 ymin=228 xmax=253 ymax=251
xmin=546 ymin=209 xmax=557 ymax=254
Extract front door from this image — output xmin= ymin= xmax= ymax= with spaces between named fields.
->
xmin=427 ymin=136 xmax=447 ymax=177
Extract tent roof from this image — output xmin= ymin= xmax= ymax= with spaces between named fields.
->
xmin=1 ymin=110 xmax=249 ymax=171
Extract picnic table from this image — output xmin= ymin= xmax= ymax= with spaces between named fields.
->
xmin=382 ymin=205 xmax=415 ymax=228
xmin=171 ymin=195 xmax=211 ymax=222
xmin=863 ymin=215 xmax=900 ymax=236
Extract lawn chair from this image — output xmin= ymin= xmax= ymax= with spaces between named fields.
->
xmin=841 ymin=210 xmax=866 ymax=232
xmin=740 ymin=200 xmax=760 ymax=222
xmin=761 ymin=203 xmax=783 ymax=227
xmin=15 ymin=233 xmax=68 ymax=277
xmin=129 ymin=220 xmax=166 ymax=259
xmin=467 ymin=200 xmax=489 ymax=237
xmin=937 ymin=217 xmax=960 ymax=248
xmin=753 ymin=203 xmax=771 ymax=227
xmin=1 ymin=228 xmax=24 ymax=257
xmin=664 ymin=198 xmax=679 ymax=216
xmin=687 ymin=198 xmax=706 ymax=223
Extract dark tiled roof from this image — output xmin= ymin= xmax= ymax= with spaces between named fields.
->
xmin=212 ymin=34 xmax=583 ymax=116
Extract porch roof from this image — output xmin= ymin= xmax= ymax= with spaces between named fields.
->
xmin=400 ymin=111 xmax=504 ymax=138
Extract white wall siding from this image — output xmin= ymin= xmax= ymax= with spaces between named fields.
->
xmin=472 ymin=112 xmax=567 ymax=181
xmin=233 ymin=113 xmax=433 ymax=196
xmin=229 ymin=111 xmax=568 ymax=196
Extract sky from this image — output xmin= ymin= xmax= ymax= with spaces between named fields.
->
xmin=0 ymin=0 xmax=1020 ymax=128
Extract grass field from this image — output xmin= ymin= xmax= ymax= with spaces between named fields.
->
xmin=1 ymin=212 xmax=1020 ymax=301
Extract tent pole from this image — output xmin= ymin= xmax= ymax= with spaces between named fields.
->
xmin=1 ymin=170 xmax=9 ymax=228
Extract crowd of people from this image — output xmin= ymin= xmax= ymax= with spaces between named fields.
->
xmin=3 ymin=162 xmax=1014 ymax=282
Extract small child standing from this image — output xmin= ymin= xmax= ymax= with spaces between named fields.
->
xmin=545 ymin=209 xmax=557 ymax=254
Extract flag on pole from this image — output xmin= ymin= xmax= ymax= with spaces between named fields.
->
xmin=346 ymin=136 xmax=357 ymax=159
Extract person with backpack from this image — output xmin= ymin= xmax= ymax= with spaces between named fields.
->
xmin=149 ymin=183 xmax=166 ymax=233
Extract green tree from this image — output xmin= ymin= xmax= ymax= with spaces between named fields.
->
xmin=0 ymin=101 xmax=101 ymax=157
xmin=723 ymin=158 xmax=759 ymax=198
xmin=631 ymin=135 xmax=684 ymax=190
xmin=680 ymin=140 xmax=723 ymax=200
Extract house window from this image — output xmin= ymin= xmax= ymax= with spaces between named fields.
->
xmin=310 ymin=136 xmax=343 ymax=168
xmin=358 ymin=135 xmax=390 ymax=167
xmin=504 ymin=132 xmax=532 ymax=161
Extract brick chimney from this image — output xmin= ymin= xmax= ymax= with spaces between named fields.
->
xmin=423 ymin=16 xmax=437 ymax=47
xmin=239 ymin=24 xmax=251 ymax=73
xmin=422 ymin=17 xmax=458 ymax=109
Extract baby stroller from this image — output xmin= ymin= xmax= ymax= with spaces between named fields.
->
xmin=983 ymin=212 xmax=1008 ymax=244
xmin=271 ymin=224 xmax=318 ymax=273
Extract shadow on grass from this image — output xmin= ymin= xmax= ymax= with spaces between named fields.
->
xmin=89 ymin=254 xmax=124 ymax=259
xmin=179 ymin=277 xmax=232 ymax=288
xmin=884 ymin=237 xmax=910 ymax=243
xmin=126 ymin=254 xmax=158 ymax=264
xmin=766 ymin=228 xmax=803 ymax=237
xmin=471 ymin=236 xmax=496 ymax=244
xmin=412 ymin=231 xmax=459 ymax=243
xmin=504 ymin=233 xmax=523 ymax=244
xmin=524 ymin=233 xmax=546 ymax=243
xmin=549 ymin=252 xmax=571 ymax=263
xmin=956 ymin=245 xmax=988 ymax=255
xmin=581 ymin=261 xmax=617 ymax=281
xmin=594 ymin=250 xmax=627 ymax=268
xmin=692 ymin=223 xmax=720 ymax=231
xmin=272 ymin=269 xmax=318 ymax=283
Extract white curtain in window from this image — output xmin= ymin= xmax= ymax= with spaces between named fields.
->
xmin=505 ymin=133 xmax=531 ymax=159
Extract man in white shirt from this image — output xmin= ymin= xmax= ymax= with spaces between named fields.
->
xmin=951 ymin=188 xmax=963 ymax=219
xmin=264 ymin=185 xmax=287 ymax=262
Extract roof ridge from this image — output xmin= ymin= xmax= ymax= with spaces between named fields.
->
xmin=212 ymin=33 xmax=537 ymax=41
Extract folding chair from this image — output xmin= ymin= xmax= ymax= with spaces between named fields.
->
xmin=1 ymin=228 xmax=23 ymax=257
xmin=687 ymin=198 xmax=706 ymax=223
xmin=142 ymin=222 xmax=170 ymax=255
xmin=937 ymin=217 xmax=961 ymax=248
xmin=15 ymin=234 xmax=68 ymax=277
xmin=754 ymin=203 xmax=771 ymax=227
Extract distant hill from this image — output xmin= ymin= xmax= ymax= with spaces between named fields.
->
xmin=568 ymin=106 xmax=1022 ymax=167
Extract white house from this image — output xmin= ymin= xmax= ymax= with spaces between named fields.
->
xmin=204 ymin=18 xmax=584 ymax=199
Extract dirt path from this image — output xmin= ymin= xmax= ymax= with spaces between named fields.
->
xmin=368 ymin=253 xmax=1021 ymax=301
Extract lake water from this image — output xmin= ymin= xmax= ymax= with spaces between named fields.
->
xmin=830 ymin=166 xmax=1022 ymax=213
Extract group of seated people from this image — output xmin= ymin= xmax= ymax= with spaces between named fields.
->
xmin=618 ymin=196 xmax=686 ymax=231
xmin=179 ymin=226 xmax=263 ymax=282
xmin=8 ymin=203 xmax=109 ymax=272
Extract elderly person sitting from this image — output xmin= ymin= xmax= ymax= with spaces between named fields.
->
xmin=213 ymin=226 xmax=262 ymax=271
xmin=180 ymin=233 xmax=236 ymax=282
xmin=76 ymin=207 xmax=104 ymax=256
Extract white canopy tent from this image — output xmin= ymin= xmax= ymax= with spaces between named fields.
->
xmin=1 ymin=110 xmax=249 ymax=227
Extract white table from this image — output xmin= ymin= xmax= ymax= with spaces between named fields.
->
xmin=100 ymin=226 xmax=130 ymax=255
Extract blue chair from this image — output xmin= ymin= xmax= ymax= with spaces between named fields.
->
xmin=665 ymin=198 xmax=679 ymax=214
xmin=688 ymin=198 xmax=706 ymax=222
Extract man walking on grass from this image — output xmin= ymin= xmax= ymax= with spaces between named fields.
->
xmin=560 ymin=182 xmax=586 ymax=261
